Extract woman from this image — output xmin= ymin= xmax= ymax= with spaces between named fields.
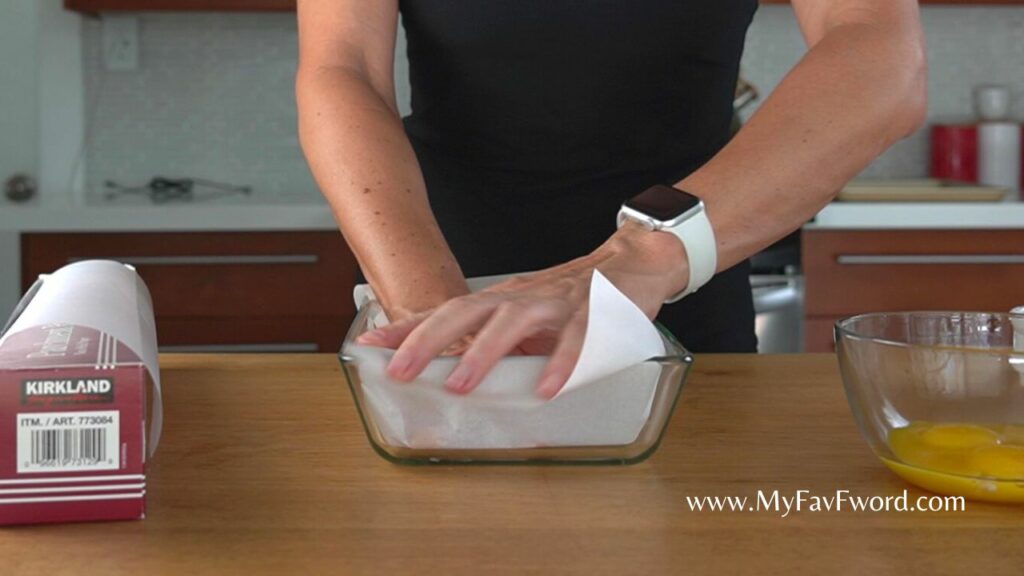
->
xmin=297 ymin=1 xmax=926 ymax=397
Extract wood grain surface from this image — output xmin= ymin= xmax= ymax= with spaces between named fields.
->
xmin=802 ymin=229 xmax=1024 ymax=351
xmin=2 ymin=354 xmax=1021 ymax=575
xmin=22 ymin=232 xmax=358 ymax=351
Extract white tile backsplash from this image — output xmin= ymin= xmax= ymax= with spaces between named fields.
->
xmin=742 ymin=5 xmax=1024 ymax=179
xmin=83 ymin=13 xmax=318 ymax=204
xmin=82 ymin=6 xmax=1024 ymax=204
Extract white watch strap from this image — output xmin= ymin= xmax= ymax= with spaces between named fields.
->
xmin=662 ymin=206 xmax=717 ymax=304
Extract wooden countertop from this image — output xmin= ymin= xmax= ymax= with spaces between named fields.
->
xmin=2 ymin=354 xmax=1022 ymax=575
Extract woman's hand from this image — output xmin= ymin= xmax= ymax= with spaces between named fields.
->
xmin=356 ymin=222 xmax=689 ymax=398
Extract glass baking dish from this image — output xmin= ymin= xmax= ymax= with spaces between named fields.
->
xmin=338 ymin=300 xmax=693 ymax=465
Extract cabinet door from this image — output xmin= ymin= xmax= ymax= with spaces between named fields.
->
xmin=802 ymin=229 xmax=1024 ymax=352
xmin=21 ymin=231 xmax=358 ymax=352
xmin=803 ymin=229 xmax=1024 ymax=316
xmin=805 ymin=316 xmax=844 ymax=353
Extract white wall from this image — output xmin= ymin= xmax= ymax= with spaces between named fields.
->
xmin=74 ymin=12 xmax=410 ymax=206
xmin=0 ymin=0 xmax=39 ymax=205
xmin=0 ymin=0 xmax=39 ymax=321
xmin=742 ymin=5 xmax=1024 ymax=179
xmin=0 ymin=232 xmax=18 ymax=324
xmin=37 ymin=1 xmax=85 ymax=206
xmin=0 ymin=1 xmax=84 ymax=320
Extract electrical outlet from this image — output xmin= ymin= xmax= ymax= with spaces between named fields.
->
xmin=102 ymin=16 xmax=139 ymax=71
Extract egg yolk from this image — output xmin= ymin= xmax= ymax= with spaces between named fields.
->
xmin=918 ymin=424 xmax=1000 ymax=449
xmin=969 ymin=445 xmax=1024 ymax=479
xmin=886 ymin=422 xmax=1024 ymax=503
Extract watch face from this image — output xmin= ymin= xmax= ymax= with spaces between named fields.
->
xmin=624 ymin=185 xmax=701 ymax=222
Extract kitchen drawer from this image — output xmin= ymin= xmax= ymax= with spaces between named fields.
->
xmin=156 ymin=316 xmax=347 ymax=353
xmin=21 ymin=231 xmax=357 ymax=321
xmin=803 ymin=229 xmax=1024 ymax=316
xmin=804 ymin=316 xmax=844 ymax=353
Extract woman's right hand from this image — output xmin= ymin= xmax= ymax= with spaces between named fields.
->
xmin=356 ymin=222 xmax=689 ymax=398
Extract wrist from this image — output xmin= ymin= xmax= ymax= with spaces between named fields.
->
xmin=602 ymin=221 xmax=690 ymax=302
xmin=375 ymin=259 xmax=470 ymax=321
xmin=615 ymin=183 xmax=720 ymax=303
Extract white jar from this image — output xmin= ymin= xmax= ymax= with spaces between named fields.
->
xmin=974 ymin=84 xmax=1012 ymax=121
xmin=977 ymin=122 xmax=1021 ymax=198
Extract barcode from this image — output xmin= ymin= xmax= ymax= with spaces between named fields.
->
xmin=17 ymin=411 xmax=120 ymax=473
xmin=29 ymin=428 xmax=108 ymax=467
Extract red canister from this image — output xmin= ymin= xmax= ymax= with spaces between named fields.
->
xmin=931 ymin=124 xmax=978 ymax=183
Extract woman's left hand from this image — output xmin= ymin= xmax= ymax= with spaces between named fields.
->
xmin=356 ymin=222 xmax=690 ymax=398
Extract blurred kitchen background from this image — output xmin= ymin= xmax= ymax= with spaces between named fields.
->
xmin=2 ymin=1 xmax=1023 ymax=353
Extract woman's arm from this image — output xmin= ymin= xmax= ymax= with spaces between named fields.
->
xmin=679 ymin=0 xmax=927 ymax=270
xmin=296 ymin=0 xmax=469 ymax=321
xmin=361 ymin=0 xmax=926 ymax=397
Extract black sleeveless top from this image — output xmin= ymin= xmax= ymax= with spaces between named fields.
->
xmin=396 ymin=1 xmax=760 ymax=352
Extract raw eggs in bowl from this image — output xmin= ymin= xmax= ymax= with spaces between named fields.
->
xmin=835 ymin=311 xmax=1024 ymax=503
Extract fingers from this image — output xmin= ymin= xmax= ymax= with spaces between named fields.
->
xmin=444 ymin=298 xmax=570 ymax=394
xmin=536 ymin=310 xmax=588 ymax=399
xmin=361 ymin=267 xmax=596 ymax=393
xmin=386 ymin=296 xmax=497 ymax=382
xmin=364 ymin=294 xmax=589 ymax=397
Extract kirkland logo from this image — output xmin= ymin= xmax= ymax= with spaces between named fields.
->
xmin=21 ymin=378 xmax=115 ymax=405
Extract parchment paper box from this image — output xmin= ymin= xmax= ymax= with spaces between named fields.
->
xmin=0 ymin=261 xmax=162 ymax=526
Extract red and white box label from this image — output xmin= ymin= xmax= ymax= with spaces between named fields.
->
xmin=17 ymin=410 xmax=121 ymax=474
xmin=0 ymin=261 xmax=161 ymax=526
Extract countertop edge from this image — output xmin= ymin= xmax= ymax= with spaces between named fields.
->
xmin=805 ymin=202 xmax=1024 ymax=230
xmin=2 ymin=201 xmax=1024 ymax=232
xmin=0 ymin=205 xmax=340 ymax=232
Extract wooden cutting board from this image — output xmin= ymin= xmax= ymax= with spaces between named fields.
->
xmin=838 ymin=179 xmax=1010 ymax=202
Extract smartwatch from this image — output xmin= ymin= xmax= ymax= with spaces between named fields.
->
xmin=616 ymin=185 xmax=717 ymax=304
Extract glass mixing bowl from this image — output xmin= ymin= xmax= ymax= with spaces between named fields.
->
xmin=836 ymin=311 xmax=1024 ymax=503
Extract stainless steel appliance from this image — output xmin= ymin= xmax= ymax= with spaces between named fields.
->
xmin=750 ymin=232 xmax=804 ymax=353
xmin=752 ymin=269 xmax=804 ymax=353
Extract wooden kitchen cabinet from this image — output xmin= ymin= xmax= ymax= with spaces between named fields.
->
xmin=21 ymin=231 xmax=357 ymax=352
xmin=801 ymin=229 xmax=1024 ymax=352
xmin=64 ymin=0 xmax=295 ymax=13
